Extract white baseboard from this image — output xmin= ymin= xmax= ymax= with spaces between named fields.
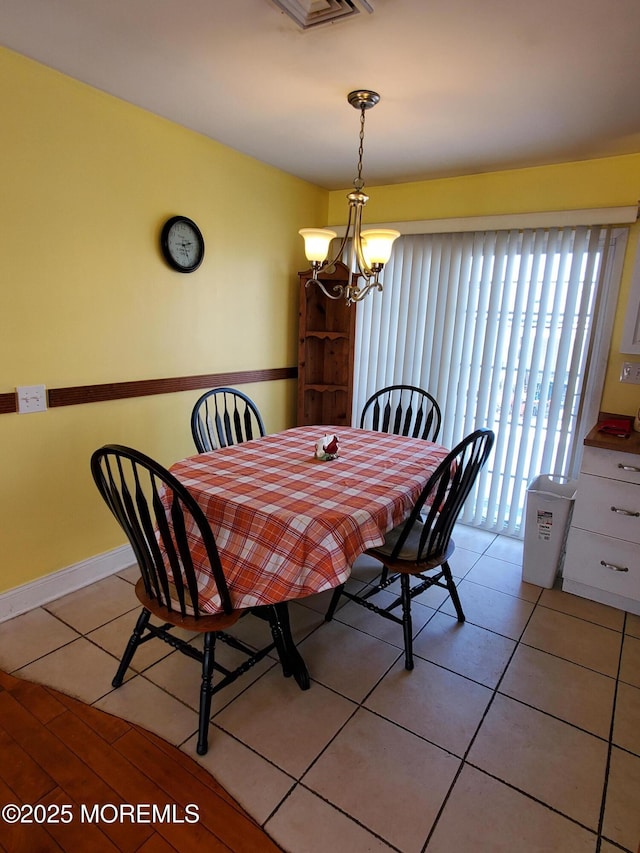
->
xmin=0 ymin=545 xmax=136 ymax=623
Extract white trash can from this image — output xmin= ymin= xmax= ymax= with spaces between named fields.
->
xmin=522 ymin=474 xmax=578 ymax=588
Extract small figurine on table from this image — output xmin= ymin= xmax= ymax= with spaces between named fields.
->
xmin=315 ymin=434 xmax=340 ymax=461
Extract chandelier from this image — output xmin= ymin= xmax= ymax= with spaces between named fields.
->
xmin=299 ymin=90 xmax=400 ymax=304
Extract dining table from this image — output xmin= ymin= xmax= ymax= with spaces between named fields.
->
xmin=169 ymin=424 xmax=450 ymax=686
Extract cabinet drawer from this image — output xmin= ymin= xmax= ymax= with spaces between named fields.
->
xmin=563 ymin=528 xmax=640 ymax=599
xmin=581 ymin=446 xmax=640 ymax=485
xmin=572 ymin=474 xmax=640 ymax=543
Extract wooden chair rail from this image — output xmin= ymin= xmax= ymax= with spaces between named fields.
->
xmin=0 ymin=366 xmax=297 ymax=414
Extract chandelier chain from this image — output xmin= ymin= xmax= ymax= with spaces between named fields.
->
xmin=354 ymin=106 xmax=366 ymax=192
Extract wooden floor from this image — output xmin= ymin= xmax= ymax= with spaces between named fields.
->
xmin=0 ymin=669 xmax=282 ymax=852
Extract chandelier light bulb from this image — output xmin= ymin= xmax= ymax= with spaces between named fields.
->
xmin=299 ymin=228 xmax=337 ymax=263
xmin=361 ymin=229 xmax=401 ymax=266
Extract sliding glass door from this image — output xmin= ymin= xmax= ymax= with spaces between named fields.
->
xmin=353 ymin=226 xmax=627 ymax=536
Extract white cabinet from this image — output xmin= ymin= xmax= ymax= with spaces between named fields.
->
xmin=563 ymin=443 xmax=640 ymax=615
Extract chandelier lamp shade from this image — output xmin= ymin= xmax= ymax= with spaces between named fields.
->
xmin=299 ymin=90 xmax=400 ymax=304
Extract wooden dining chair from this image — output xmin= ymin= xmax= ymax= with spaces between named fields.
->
xmin=91 ymin=444 xmax=307 ymax=756
xmin=191 ymin=387 xmax=266 ymax=453
xmin=359 ymin=384 xmax=442 ymax=442
xmin=325 ymin=428 xmax=495 ymax=670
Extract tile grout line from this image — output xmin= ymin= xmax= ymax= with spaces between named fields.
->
xmin=420 ymin=580 xmax=543 ymax=851
xmin=594 ymin=610 xmax=628 ymax=853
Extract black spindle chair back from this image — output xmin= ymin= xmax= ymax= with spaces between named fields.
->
xmin=91 ymin=444 xmax=231 ymax=618
xmin=360 ymin=384 xmax=442 ymax=442
xmin=191 ymin=387 xmax=266 ymax=453
xmin=387 ymin=428 xmax=495 ymax=567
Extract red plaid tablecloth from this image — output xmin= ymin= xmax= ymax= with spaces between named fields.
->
xmin=169 ymin=425 xmax=449 ymax=613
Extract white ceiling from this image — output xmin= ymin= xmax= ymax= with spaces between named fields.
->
xmin=2 ymin=0 xmax=640 ymax=190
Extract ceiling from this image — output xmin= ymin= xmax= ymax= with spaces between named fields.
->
xmin=2 ymin=0 xmax=640 ymax=190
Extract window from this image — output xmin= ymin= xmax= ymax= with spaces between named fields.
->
xmin=353 ymin=225 xmax=627 ymax=536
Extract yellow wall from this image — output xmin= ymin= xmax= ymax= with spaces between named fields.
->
xmin=3 ymin=43 xmax=640 ymax=597
xmin=329 ymin=156 xmax=640 ymax=416
xmin=0 ymin=48 xmax=325 ymax=593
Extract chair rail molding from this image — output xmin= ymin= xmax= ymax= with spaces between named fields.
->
xmin=0 ymin=366 xmax=297 ymax=415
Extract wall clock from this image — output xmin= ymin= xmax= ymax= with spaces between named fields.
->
xmin=160 ymin=215 xmax=205 ymax=273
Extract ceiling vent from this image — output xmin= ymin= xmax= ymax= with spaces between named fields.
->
xmin=270 ymin=0 xmax=373 ymax=30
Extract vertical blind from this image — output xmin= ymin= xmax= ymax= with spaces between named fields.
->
xmin=353 ymin=225 xmax=622 ymax=536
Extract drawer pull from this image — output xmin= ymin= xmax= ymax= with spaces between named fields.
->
xmin=617 ymin=463 xmax=640 ymax=473
xmin=610 ymin=506 xmax=640 ymax=517
xmin=600 ymin=560 xmax=629 ymax=573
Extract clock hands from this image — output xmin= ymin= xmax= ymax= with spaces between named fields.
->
xmin=178 ymin=240 xmax=194 ymax=263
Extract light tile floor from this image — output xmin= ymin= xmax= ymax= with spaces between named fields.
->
xmin=1 ymin=525 xmax=639 ymax=852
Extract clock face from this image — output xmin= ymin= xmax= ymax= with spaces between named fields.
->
xmin=160 ymin=216 xmax=204 ymax=272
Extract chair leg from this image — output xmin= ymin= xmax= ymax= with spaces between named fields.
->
xmin=272 ymin=602 xmax=310 ymax=690
xmin=400 ymin=575 xmax=414 ymax=671
xmin=265 ymin=605 xmax=293 ymax=678
xmin=112 ymin=607 xmax=151 ymax=688
xmin=196 ymin=631 xmax=217 ymax=756
xmin=442 ymin=561 xmax=465 ymax=622
xmin=324 ymin=584 xmax=344 ymax=622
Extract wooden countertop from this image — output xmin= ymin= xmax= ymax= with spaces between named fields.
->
xmin=584 ymin=413 xmax=640 ymax=454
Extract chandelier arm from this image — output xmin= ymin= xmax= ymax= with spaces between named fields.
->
xmin=347 ymin=279 xmax=382 ymax=303
xmin=351 ymin=202 xmax=374 ymax=280
xmin=307 ymin=279 xmax=345 ymax=300
xmin=321 ymin=205 xmax=355 ymax=273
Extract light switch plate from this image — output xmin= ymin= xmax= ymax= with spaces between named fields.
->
xmin=620 ymin=361 xmax=640 ymax=384
xmin=16 ymin=385 xmax=47 ymax=413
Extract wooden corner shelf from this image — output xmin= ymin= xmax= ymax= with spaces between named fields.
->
xmin=297 ymin=262 xmax=357 ymax=427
